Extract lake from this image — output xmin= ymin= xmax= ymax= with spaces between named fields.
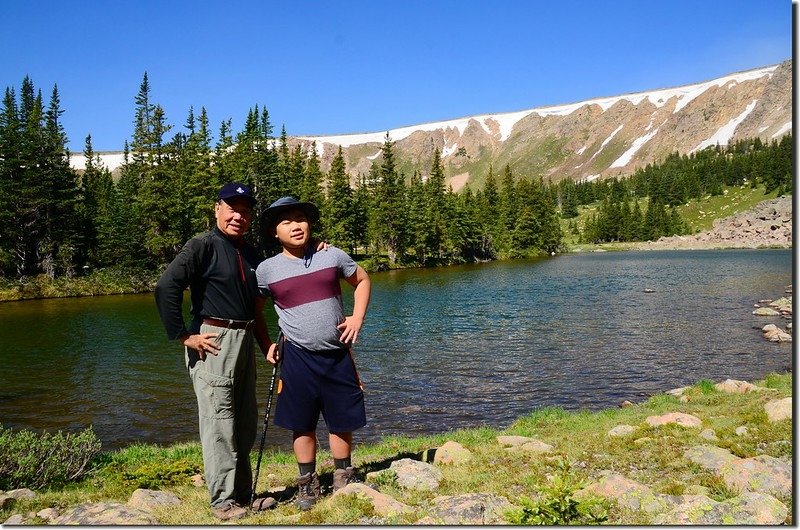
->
xmin=0 ymin=249 xmax=792 ymax=451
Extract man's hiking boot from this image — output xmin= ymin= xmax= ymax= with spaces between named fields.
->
xmin=295 ymin=471 xmax=320 ymax=511
xmin=333 ymin=466 xmax=360 ymax=492
xmin=211 ymin=500 xmax=247 ymax=521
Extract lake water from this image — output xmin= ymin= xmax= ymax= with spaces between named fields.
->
xmin=0 ymin=249 xmax=792 ymax=451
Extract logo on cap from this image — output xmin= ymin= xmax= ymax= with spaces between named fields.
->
xmin=236 ymin=187 xmax=245 ymax=194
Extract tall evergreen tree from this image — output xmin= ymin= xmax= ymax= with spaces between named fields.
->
xmin=323 ymin=146 xmax=354 ymax=251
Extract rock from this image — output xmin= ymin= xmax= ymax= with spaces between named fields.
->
xmin=390 ymin=458 xmax=442 ymax=491
xmin=417 ymin=493 xmax=513 ymax=525
xmin=753 ymin=307 xmax=780 ymax=316
xmin=6 ymin=489 xmax=36 ymax=501
xmin=576 ymin=473 xmax=675 ymax=514
xmin=646 ymin=412 xmax=702 ymax=428
xmin=655 ymin=492 xmax=787 ymax=525
xmin=36 ymin=507 xmax=59 ymax=521
xmin=723 ymin=455 xmax=793 ymax=498
xmin=517 ymin=440 xmax=554 ymax=453
xmin=620 ymin=400 xmax=635 ymax=408
xmin=496 ymin=435 xmax=534 ymax=447
xmin=127 ymin=489 xmax=181 ymax=511
xmin=684 ymin=485 xmax=711 ymax=496
xmin=714 ymin=379 xmax=766 ymax=393
xmin=0 ymin=495 xmax=15 ymax=510
xmin=734 ymin=426 xmax=748 ymax=436
xmin=698 ymin=428 xmax=718 ymax=442
xmin=51 ymin=503 xmax=158 ymax=525
xmin=190 ymin=473 xmax=205 ymax=487
xmin=497 ymin=435 xmax=553 ymax=453
xmin=608 ymin=424 xmax=636 ymax=437
xmin=684 ymin=446 xmax=739 ymax=472
xmin=764 ymin=397 xmax=792 ymax=422
xmin=433 ymin=440 xmax=473 ymax=465
xmin=665 ymin=386 xmax=690 ymax=397
xmin=332 ymin=483 xmax=413 ymax=517
xmin=769 ymin=296 xmax=792 ymax=312
xmin=3 ymin=514 xmax=26 ymax=525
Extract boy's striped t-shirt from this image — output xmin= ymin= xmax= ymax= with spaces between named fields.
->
xmin=256 ymin=246 xmax=358 ymax=351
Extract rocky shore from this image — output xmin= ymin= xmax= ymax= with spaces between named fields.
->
xmin=2 ymin=374 xmax=792 ymax=525
xmin=634 ymin=195 xmax=792 ymax=251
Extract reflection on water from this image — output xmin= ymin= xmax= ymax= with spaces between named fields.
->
xmin=0 ymin=249 xmax=792 ymax=450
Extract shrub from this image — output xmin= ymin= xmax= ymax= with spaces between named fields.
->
xmin=0 ymin=424 xmax=101 ymax=490
xmin=121 ymin=459 xmax=201 ymax=489
xmin=504 ymin=460 xmax=609 ymax=525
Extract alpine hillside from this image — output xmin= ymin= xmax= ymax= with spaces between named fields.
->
xmin=71 ymin=60 xmax=792 ymax=191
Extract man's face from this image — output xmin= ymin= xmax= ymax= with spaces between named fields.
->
xmin=215 ymin=198 xmax=253 ymax=239
xmin=274 ymin=208 xmax=311 ymax=249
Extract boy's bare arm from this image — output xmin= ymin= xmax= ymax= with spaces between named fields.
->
xmin=338 ymin=265 xmax=371 ymax=345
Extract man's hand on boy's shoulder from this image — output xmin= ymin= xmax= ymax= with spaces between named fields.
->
xmin=313 ymin=238 xmax=329 ymax=252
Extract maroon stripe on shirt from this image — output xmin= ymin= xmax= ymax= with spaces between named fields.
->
xmin=269 ymin=266 xmax=342 ymax=309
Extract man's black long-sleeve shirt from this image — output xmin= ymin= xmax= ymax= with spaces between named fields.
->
xmin=155 ymin=227 xmax=263 ymax=340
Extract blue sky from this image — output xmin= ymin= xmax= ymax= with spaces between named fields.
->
xmin=1 ymin=0 xmax=792 ymax=152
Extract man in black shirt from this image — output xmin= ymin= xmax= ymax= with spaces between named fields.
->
xmin=155 ymin=182 xmax=273 ymax=521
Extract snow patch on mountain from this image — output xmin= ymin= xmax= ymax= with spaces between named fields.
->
xmin=70 ymin=152 xmax=126 ymax=171
xmin=692 ymin=100 xmax=758 ymax=152
xmin=589 ymin=124 xmax=624 ymax=162
xmin=441 ymin=143 xmax=459 ymax=157
xmin=772 ymin=121 xmax=792 ymax=138
xmin=610 ymin=128 xmax=660 ymax=168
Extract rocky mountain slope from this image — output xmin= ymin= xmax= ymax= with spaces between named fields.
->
xmin=294 ymin=60 xmax=792 ymax=190
xmin=634 ymin=196 xmax=792 ymax=251
xmin=71 ymin=60 xmax=792 ymax=193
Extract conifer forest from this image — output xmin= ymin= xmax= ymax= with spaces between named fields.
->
xmin=0 ymin=74 xmax=792 ymax=281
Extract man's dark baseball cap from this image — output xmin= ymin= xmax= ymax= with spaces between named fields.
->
xmin=217 ymin=182 xmax=256 ymax=207
xmin=263 ymin=196 xmax=320 ymax=228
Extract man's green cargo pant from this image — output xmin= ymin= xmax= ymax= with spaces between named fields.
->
xmin=186 ymin=323 xmax=258 ymax=508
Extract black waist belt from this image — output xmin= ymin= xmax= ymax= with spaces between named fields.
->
xmin=203 ymin=318 xmax=253 ymax=330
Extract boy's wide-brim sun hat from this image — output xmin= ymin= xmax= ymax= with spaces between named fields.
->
xmin=263 ymin=196 xmax=320 ymax=227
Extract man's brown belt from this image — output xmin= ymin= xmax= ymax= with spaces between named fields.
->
xmin=203 ymin=318 xmax=253 ymax=330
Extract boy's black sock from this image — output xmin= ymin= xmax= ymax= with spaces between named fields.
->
xmin=334 ymin=457 xmax=351 ymax=470
xmin=298 ymin=461 xmax=316 ymax=476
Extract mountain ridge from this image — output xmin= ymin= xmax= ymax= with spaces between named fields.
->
xmin=71 ymin=59 xmax=793 ymax=191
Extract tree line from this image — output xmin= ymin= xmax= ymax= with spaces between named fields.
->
xmin=0 ymin=74 xmax=792 ymax=280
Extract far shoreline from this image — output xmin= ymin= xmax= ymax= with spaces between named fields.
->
xmin=0 ymin=244 xmax=792 ymax=303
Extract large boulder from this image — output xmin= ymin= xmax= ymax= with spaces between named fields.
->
xmin=645 ymin=412 xmax=702 ymax=428
xmin=416 ymin=493 xmax=513 ymax=524
xmin=50 ymin=503 xmax=158 ymax=525
xmin=332 ymin=483 xmax=413 ymax=517
xmin=390 ymin=458 xmax=442 ymax=491
xmin=433 ymin=440 xmax=473 ymax=465
xmin=764 ymin=397 xmax=792 ymax=422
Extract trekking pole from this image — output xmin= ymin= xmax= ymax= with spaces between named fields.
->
xmin=251 ymin=334 xmax=283 ymax=507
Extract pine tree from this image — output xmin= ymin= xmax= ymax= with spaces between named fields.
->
xmin=368 ymin=133 xmax=406 ymax=265
xmin=324 ymin=146 xmax=354 ymax=251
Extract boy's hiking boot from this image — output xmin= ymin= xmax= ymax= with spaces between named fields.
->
xmin=211 ymin=500 xmax=247 ymax=521
xmin=333 ymin=466 xmax=360 ymax=492
xmin=295 ymin=471 xmax=320 ymax=511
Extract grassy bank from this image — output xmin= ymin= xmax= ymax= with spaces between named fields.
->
xmin=561 ymin=184 xmax=782 ymax=249
xmin=0 ymin=267 xmax=159 ymax=302
xmin=1 ymin=372 xmax=791 ymax=525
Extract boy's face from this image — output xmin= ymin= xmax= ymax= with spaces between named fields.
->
xmin=274 ymin=208 xmax=311 ymax=249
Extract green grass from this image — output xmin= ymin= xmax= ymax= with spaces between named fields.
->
xmin=559 ymin=183 xmax=783 ymax=249
xmin=677 ymin=184 xmax=782 ymax=233
xmin=0 ymin=266 xmax=159 ymax=301
xmin=1 ymin=372 xmax=791 ymax=525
